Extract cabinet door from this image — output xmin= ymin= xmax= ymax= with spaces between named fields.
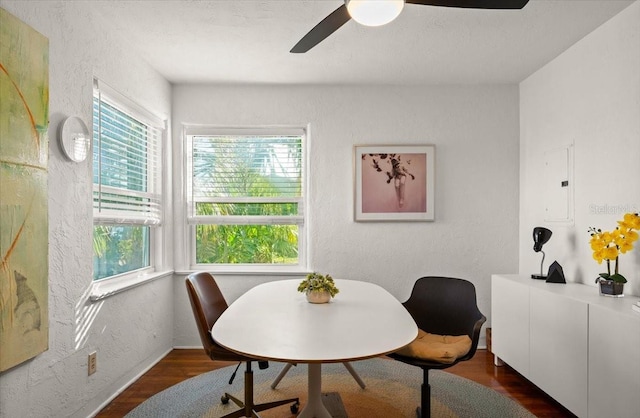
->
xmin=530 ymin=288 xmax=588 ymax=417
xmin=491 ymin=275 xmax=530 ymax=376
xmin=589 ymin=304 xmax=640 ymax=418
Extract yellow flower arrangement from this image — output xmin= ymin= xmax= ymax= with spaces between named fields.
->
xmin=588 ymin=212 xmax=640 ymax=283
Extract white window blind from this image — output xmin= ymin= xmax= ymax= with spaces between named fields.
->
xmin=93 ymin=80 xmax=164 ymax=226
xmin=186 ymin=128 xmax=304 ymax=226
xmin=184 ymin=126 xmax=306 ymax=268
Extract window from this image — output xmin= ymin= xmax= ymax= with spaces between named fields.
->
xmin=93 ymin=80 xmax=164 ymax=280
xmin=185 ymin=127 xmax=305 ymax=271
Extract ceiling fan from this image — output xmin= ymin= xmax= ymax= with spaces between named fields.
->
xmin=290 ymin=0 xmax=530 ymax=53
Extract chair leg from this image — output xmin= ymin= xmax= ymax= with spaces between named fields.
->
xmin=244 ymin=364 xmax=254 ymax=417
xmin=220 ymin=362 xmax=299 ymax=418
xmin=418 ymin=368 xmax=431 ymax=418
xmin=222 ymin=392 xmax=244 ymax=409
xmin=254 ymin=398 xmax=300 ymax=414
xmin=218 ymin=366 xmax=253 ymax=418
xmin=252 ymin=363 xmax=299 ymax=415
xmin=342 ymin=362 xmax=366 ymax=389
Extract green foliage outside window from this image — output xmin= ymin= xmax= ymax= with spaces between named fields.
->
xmin=93 ymin=225 xmax=149 ymax=280
xmin=195 ymin=224 xmax=298 ymax=264
xmin=192 ymin=134 xmax=302 ymax=265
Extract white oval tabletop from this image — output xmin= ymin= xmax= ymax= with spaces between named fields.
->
xmin=211 ymin=279 xmax=418 ymax=363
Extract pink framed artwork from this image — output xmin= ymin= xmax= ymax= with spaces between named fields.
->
xmin=354 ymin=145 xmax=435 ymax=221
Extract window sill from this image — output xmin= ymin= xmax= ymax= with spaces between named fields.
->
xmin=174 ymin=268 xmax=310 ymax=277
xmin=90 ymin=269 xmax=174 ymax=302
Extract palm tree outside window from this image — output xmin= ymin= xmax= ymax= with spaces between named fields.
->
xmin=185 ymin=128 xmax=305 ymax=270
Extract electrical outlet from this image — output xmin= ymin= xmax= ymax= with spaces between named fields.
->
xmin=88 ymin=352 xmax=97 ymax=375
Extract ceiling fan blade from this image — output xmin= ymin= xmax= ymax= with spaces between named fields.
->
xmin=406 ymin=0 xmax=529 ymax=9
xmin=290 ymin=4 xmax=351 ymax=53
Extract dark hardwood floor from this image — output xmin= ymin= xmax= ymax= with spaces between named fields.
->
xmin=95 ymin=349 xmax=575 ymax=418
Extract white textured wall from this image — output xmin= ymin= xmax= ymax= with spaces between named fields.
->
xmin=0 ymin=2 xmax=173 ymax=417
xmin=519 ymin=1 xmax=640 ymax=295
xmin=0 ymin=2 xmax=528 ymax=415
xmin=172 ymin=84 xmax=521 ymax=347
xmin=3 ymin=0 xmax=635 ymax=415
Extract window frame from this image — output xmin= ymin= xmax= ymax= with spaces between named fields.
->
xmin=92 ymin=79 xmax=166 ymax=282
xmin=183 ymin=125 xmax=308 ymax=273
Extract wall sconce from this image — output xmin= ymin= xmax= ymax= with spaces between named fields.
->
xmin=58 ymin=116 xmax=90 ymax=162
xmin=531 ymin=227 xmax=552 ymax=279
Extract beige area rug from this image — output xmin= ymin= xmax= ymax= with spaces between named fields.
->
xmin=203 ymin=368 xmax=457 ymax=418
xmin=126 ymin=358 xmax=535 ymax=418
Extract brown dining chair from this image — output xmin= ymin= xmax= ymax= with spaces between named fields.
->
xmin=186 ymin=272 xmax=300 ymax=418
xmin=388 ymin=276 xmax=486 ymax=418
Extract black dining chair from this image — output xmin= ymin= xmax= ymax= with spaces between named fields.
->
xmin=388 ymin=276 xmax=486 ymax=418
xmin=186 ymin=272 xmax=300 ymax=417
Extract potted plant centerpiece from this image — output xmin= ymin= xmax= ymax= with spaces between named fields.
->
xmin=298 ymin=272 xmax=339 ymax=304
xmin=588 ymin=212 xmax=640 ymax=297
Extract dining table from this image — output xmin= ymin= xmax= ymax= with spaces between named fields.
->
xmin=211 ymin=279 xmax=418 ymax=418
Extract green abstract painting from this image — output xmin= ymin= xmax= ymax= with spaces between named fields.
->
xmin=0 ymin=8 xmax=49 ymax=371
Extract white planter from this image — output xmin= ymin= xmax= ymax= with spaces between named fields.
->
xmin=306 ymin=290 xmax=331 ymax=304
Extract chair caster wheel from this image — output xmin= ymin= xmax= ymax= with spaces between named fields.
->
xmin=221 ymin=394 xmax=229 ymax=404
xmin=290 ymin=400 xmax=300 ymax=414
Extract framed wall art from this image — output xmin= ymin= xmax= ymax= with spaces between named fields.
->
xmin=354 ymin=145 xmax=435 ymax=222
xmin=0 ymin=8 xmax=50 ymax=371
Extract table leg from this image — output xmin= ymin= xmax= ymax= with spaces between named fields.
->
xmin=297 ymin=363 xmax=332 ymax=418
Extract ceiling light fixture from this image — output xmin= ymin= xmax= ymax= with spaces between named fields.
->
xmin=346 ymin=0 xmax=405 ymax=27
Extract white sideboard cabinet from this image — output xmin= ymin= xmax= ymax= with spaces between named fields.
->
xmin=492 ymin=274 xmax=640 ymax=418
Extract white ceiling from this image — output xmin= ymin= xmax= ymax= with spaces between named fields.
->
xmin=88 ymin=0 xmax=634 ymax=85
